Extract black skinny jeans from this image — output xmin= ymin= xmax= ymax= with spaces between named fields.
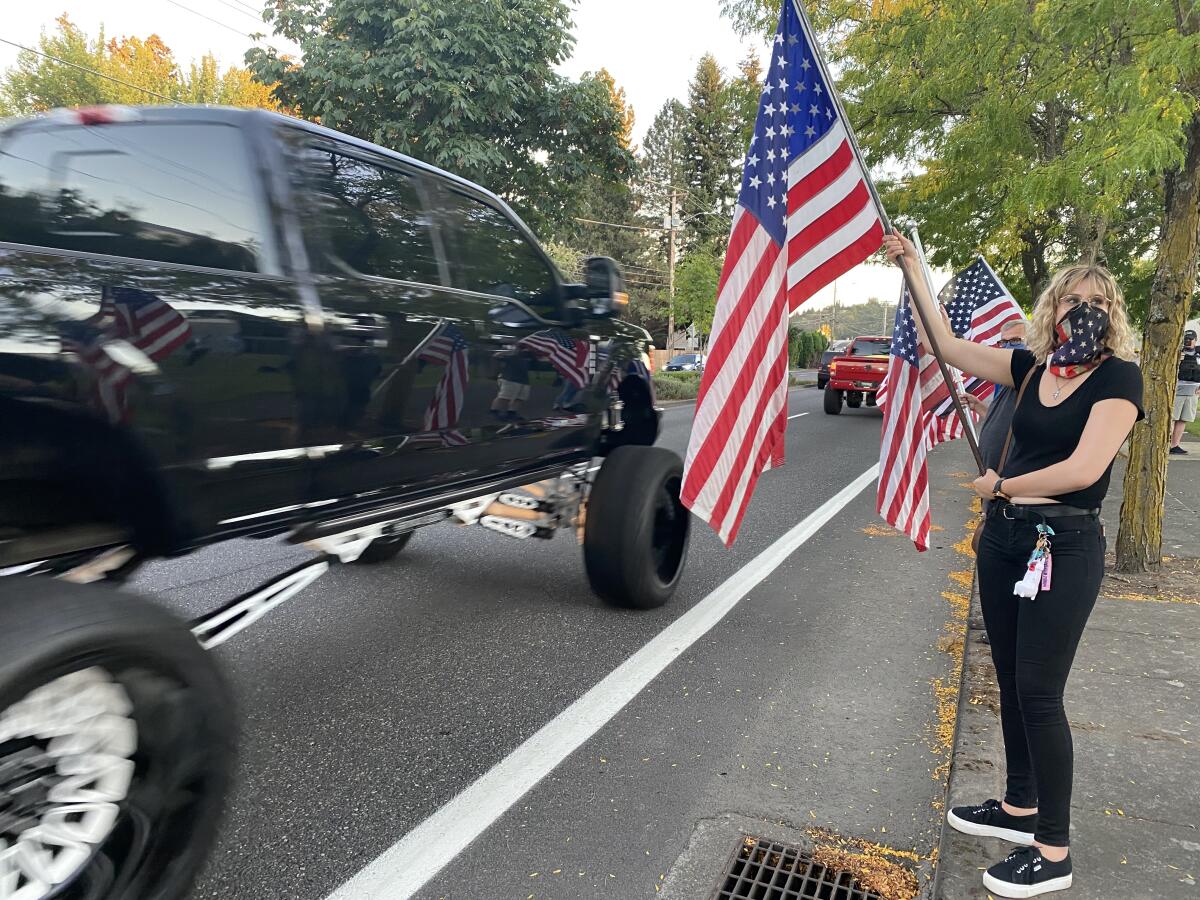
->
xmin=976 ymin=507 xmax=1106 ymax=847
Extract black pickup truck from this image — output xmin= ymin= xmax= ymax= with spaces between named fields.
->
xmin=0 ymin=105 xmax=690 ymax=899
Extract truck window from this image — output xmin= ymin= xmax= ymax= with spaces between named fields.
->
xmin=0 ymin=122 xmax=270 ymax=272
xmin=850 ymin=338 xmax=891 ymax=356
xmin=297 ymin=146 xmax=441 ymax=286
xmin=438 ymin=188 xmax=559 ymax=316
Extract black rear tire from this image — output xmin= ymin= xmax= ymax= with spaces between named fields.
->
xmin=584 ymin=446 xmax=690 ymax=609
xmin=0 ymin=578 xmax=234 ymax=900
xmin=353 ymin=531 xmax=413 ymax=563
xmin=823 ymin=387 xmax=843 ymax=415
xmin=846 ymin=392 xmax=863 ymax=409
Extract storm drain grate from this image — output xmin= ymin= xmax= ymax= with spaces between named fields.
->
xmin=711 ymin=835 xmax=884 ymax=900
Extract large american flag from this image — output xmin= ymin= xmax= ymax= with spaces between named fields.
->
xmin=682 ymin=0 xmax=884 ymax=545
xmin=518 ymin=329 xmax=591 ymax=389
xmin=419 ymin=323 xmax=470 ymax=439
xmin=99 ymin=287 xmax=192 ymax=361
xmin=877 ymin=287 xmax=933 ymax=551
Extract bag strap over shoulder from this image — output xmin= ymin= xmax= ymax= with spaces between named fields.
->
xmin=997 ymin=366 xmax=1037 ymax=474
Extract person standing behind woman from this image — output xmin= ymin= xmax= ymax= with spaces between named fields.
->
xmin=962 ymin=317 xmax=1029 ymax=514
xmin=884 ymin=234 xmax=1143 ymax=898
xmin=1170 ymin=329 xmax=1198 ymax=454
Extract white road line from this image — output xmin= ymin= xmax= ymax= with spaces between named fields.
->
xmin=324 ymin=463 xmax=881 ymax=900
xmin=788 ymin=412 xmax=809 ymax=420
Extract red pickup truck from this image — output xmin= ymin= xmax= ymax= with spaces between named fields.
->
xmin=823 ymin=336 xmax=891 ymax=414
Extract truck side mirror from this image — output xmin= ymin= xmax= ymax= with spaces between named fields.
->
xmin=582 ymin=256 xmax=629 ymax=318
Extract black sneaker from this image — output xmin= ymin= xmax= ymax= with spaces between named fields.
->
xmin=946 ymin=799 xmax=1037 ymax=844
xmin=1170 ymin=445 xmax=1188 ymax=455
xmin=982 ymin=846 xmax=1072 ymax=897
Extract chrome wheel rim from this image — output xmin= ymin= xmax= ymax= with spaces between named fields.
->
xmin=0 ymin=668 xmax=136 ymax=900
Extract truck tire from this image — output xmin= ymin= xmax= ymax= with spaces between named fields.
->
xmin=353 ymin=531 xmax=413 ymax=564
xmin=0 ymin=578 xmax=234 ymax=900
xmin=583 ymin=446 xmax=690 ymax=609
xmin=846 ymin=392 xmax=863 ymax=409
xmin=823 ymin=387 xmax=843 ymax=415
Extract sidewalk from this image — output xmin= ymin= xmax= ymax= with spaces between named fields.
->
xmin=934 ymin=441 xmax=1200 ymax=899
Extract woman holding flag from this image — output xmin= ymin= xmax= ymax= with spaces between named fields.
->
xmin=885 ymin=233 xmax=1142 ymax=897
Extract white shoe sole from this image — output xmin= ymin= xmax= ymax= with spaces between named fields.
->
xmin=946 ymin=809 xmax=1037 ymax=844
xmin=982 ymin=871 xmax=1072 ymax=897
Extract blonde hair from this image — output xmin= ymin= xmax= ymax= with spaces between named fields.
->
xmin=1026 ymin=263 xmax=1138 ymax=364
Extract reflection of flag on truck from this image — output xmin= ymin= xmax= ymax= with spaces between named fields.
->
xmin=99 ymin=286 xmax=193 ymax=361
xmin=61 ymin=323 xmax=133 ymax=423
xmin=518 ymin=329 xmax=591 ymax=389
xmin=418 ymin=323 xmax=469 ymax=439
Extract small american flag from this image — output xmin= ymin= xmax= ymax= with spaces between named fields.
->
xmin=929 ymin=257 xmax=1022 ymax=420
xmin=877 ymin=287 xmax=933 ymax=551
xmin=100 ymin=287 xmax=192 ymax=361
xmin=419 ymin=323 xmax=470 ymax=435
xmin=681 ymin=0 xmax=884 ymax=545
xmin=518 ymin=329 xmax=591 ymax=390
xmin=942 ymin=257 xmax=1023 ymax=345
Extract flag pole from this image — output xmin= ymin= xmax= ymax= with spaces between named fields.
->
xmin=791 ymin=0 xmax=983 ymax=472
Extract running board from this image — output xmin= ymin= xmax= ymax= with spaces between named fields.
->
xmin=190 ymin=557 xmax=330 ymax=649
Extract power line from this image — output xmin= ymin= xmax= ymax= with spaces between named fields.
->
xmin=228 ymin=0 xmax=264 ymax=15
xmin=163 ymin=0 xmax=253 ymax=38
xmin=212 ymin=0 xmax=264 ymax=24
xmin=0 ymin=37 xmax=180 ymax=105
xmin=574 ymin=216 xmax=667 ymax=232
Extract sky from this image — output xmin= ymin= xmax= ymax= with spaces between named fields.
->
xmin=0 ymin=0 xmax=923 ymax=308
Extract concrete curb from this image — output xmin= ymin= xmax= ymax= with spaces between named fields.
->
xmin=926 ymin=568 xmax=1008 ymax=900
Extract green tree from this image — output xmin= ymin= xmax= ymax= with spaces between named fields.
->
xmin=549 ymin=69 xmax=666 ymax=332
xmin=682 ymin=54 xmax=743 ymax=252
xmin=246 ymin=0 xmax=633 ymax=236
xmin=637 ymin=98 xmax=690 ymax=330
xmin=639 ymin=99 xmax=689 ymax=219
xmin=674 ymin=249 xmax=721 ymax=342
xmin=719 ymin=0 xmax=780 ymax=39
xmin=0 ymin=16 xmax=279 ymax=113
xmin=543 ymin=241 xmax=583 ymax=280
xmin=790 ymin=298 xmax=897 ymax=340
xmin=594 ymin=67 xmax=635 ymax=150
xmin=1110 ymin=1 xmax=1200 ymax=571
xmin=729 ymin=51 xmax=764 ymax=152
xmin=1 ymin=16 xmax=107 ymax=112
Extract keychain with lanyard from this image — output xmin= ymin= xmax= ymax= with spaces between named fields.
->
xmin=1014 ymin=523 xmax=1054 ymax=599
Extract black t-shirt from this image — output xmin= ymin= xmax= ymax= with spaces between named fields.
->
xmin=1002 ymin=349 xmax=1144 ymax=509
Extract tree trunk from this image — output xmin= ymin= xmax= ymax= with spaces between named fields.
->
xmin=1115 ymin=108 xmax=1200 ymax=572
xmin=1019 ymin=224 xmax=1050 ymax=303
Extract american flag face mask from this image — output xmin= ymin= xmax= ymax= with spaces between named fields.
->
xmin=1048 ymin=302 xmax=1111 ymax=378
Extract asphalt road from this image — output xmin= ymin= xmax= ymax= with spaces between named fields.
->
xmin=130 ymin=387 xmax=971 ymax=900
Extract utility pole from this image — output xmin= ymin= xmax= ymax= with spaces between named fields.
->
xmin=667 ymin=187 xmax=678 ymax=353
